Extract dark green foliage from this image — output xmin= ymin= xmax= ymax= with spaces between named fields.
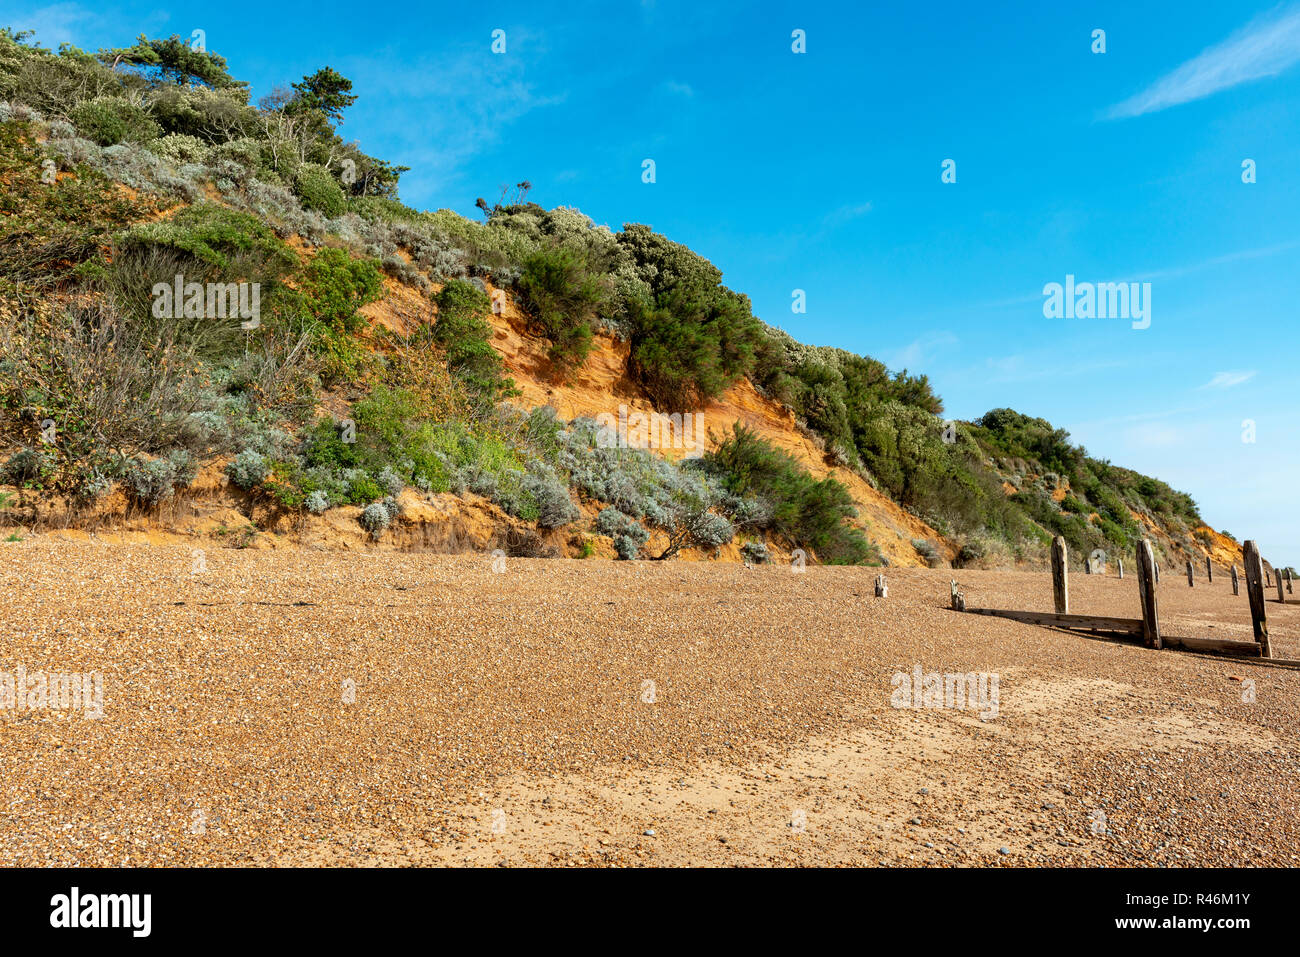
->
xmin=297 ymin=247 xmax=383 ymax=381
xmin=97 ymin=34 xmax=247 ymax=91
xmin=1059 ymin=494 xmax=1087 ymax=514
xmin=69 ymin=97 xmax=160 ymax=146
xmin=975 ymin=408 xmax=1082 ymax=477
xmin=288 ymin=67 xmax=357 ymax=127
xmin=293 ymin=162 xmax=346 ymax=216
xmin=299 ymin=247 xmax=382 ymax=333
xmin=121 ymin=202 xmax=295 ymax=273
xmin=705 ymin=424 xmax=876 ymax=564
xmin=628 ymin=284 xmax=762 ymax=410
xmin=516 ymin=244 xmax=608 ymax=368
xmin=0 ymin=121 xmax=154 ymax=290
xmin=0 ymin=30 xmax=121 ymax=117
xmin=431 ymin=281 xmax=515 ymax=408
xmin=615 ymin=223 xmax=765 ymax=409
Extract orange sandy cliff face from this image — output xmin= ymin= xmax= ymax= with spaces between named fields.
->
xmin=453 ymin=281 xmax=948 ymax=567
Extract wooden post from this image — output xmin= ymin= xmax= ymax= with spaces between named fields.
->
xmin=1051 ymin=536 xmax=1068 ymax=614
xmin=1136 ymin=539 xmax=1161 ymax=650
xmin=1277 ymin=569 xmax=1285 ymax=603
xmin=1231 ymin=564 xmax=1239 ymax=596
xmin=1186 ymin=560 xmax=1194 ymax=587
xmin=875 ymin=574 xmax=887 ymax=598
xmin=1205 ymin=557 xmax=1212 ymax=583
xmin=1154 ymin=562 xmax=1161 ymax=584
xmin=1084 ymin=556 xmax=1092 ymax=575
xmin=1288 ymin=569 xmax=1294 ymax=595
xmin=1117 ymin=559 xmax=1123 ymax=580
xmin=1243 ymin=541 xmax=1271 ymax=658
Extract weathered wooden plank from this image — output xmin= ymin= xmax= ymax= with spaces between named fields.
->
xmin=1160 ymin=635 xmax=1263 ymax=657
xmin=1278 ymin=568 xmax=1285 ymax=603
xmin=1051 ymin=536 xmax=1068 ymax=614
xmin=1186 ymin=560 xmax=1194 ymax=587
xmin=1205 ymin=557 xmax=1213 ymax=583
xmin=875 ymin=573 xmax=887 ymax=598
xmin=1137 ymin=539 xmax=1161 ymax=650
xmin=1117 ymin=559 xmax=1123 ymax=580
xmin=1243 ymin=540 xmax=1271 ymax=658
xmin=963 ymin=606 xmax=1144 ymax=635
xmin=1231 ymin=564 xmax=1239 ymax=596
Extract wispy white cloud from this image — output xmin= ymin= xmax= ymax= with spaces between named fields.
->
xmin=1122 ymin=422 xmax=1189 ymax=447
xmin=1127 ymin=239 xmax=1300 ymax=282
xmin=1 ymin=2 xmax=107 ymax=47
xmin=972 ymin=239 xmax=1300 ymax=310
xmin=1200 ymin=370 xmax=1257 ymax=389
xmin=338 ymin=30 xmax=565 ymax=203
xmin=822 ymin=201 xmax=873 ymax=228
xmin=1107 ymin=5 xmax=1300 ymax=119
xmin=976 ymin=354 xmax=1136 ymax=385
xmin=886 ymin=331 xmax=958 ymax=371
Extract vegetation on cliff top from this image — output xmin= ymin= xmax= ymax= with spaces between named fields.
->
xmin=0 ymin=27 xmax=1212 ymax=565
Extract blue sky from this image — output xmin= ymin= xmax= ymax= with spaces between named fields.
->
xmin=6 ymin=0 xmax=1299 ymax=561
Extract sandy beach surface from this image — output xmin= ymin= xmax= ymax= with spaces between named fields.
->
xmin=2 ymin=540 xmax=1297 ymax=867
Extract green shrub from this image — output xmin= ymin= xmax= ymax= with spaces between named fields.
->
xmin=121 ymin=202 xmax=295 ymax=273
xmin=652 ymin=485 xmax=734 ymax=559
xmin=121 ymin=451 xmax=193 ymax=508
xmin=147 ymin=133 xmax=209 ymax=164
xmin=596 ymin=507 xmax=649 ymax=559
xmin=300 ymin=247 xmax=383 ymax=333
xmin=705 ymin=424 xmax=875 ymax=564
xmin=347 ymin=474 xmax=384 ymax=504
xmin=614 ymin=533 xmax=644 ymax=560
xmin=0 ymin=120 xmax=155 ymax=289
xmin=954 ymin=539 xmax=986 ymax=568
xmin=298 ymin=246 xmax=383 ymax=381
xmin=359 ymin=497 xmax=400 ymax=538
xmin=516 ymin=243 xmax=609 ymax=368
xmin=432 ymin=280 xmax=515 ymax=408
xmin=523 ymin=463 xmax=579 ymax=528
xmin=912 ymin=538 xmax=942 ymax=567
xmin=628 ymin=284 xmax=761 ymax=410
xmin=294 ymin=162 xmax=346 ymax=216
xmin=226 ymin=450 xmax=269 ymax=489
xmin=70 ymin=96 xmax=160 ymax=146
xmin=1 ymin=447 xmax=56 ymax=487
